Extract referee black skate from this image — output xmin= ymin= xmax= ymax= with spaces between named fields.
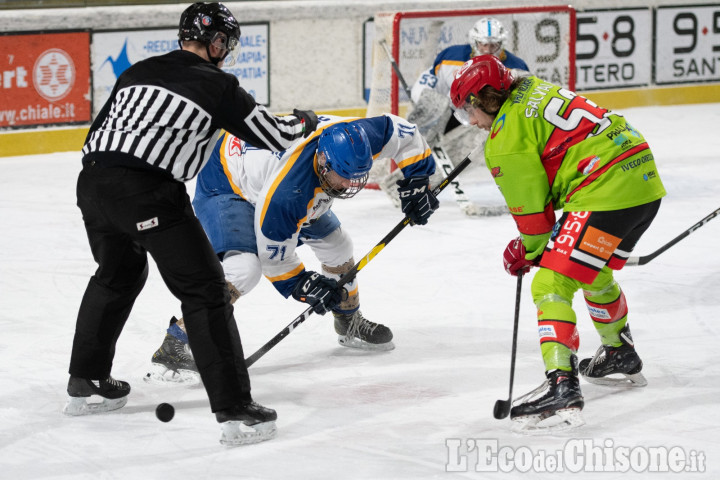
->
xmin=64 ymin=2 xmax=318 ymax=446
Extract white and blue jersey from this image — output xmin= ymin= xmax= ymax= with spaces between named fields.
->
xmin=410 ymin=44 xmax=529 ymax=103
xmin=193 ymin=114 xmax=436 ymax=298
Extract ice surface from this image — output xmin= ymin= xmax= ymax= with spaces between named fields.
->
xmin=1 ymin=103 xmax=718 ymax=479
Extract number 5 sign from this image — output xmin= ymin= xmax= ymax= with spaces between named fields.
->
xmin=655 ymin=5 xmax=720 ymax=84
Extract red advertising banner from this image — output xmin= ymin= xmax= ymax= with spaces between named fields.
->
xmin=0 ymin=31 xmax=91 ymax=128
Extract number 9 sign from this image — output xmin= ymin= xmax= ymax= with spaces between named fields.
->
xmin=655 ymin=5 xmax=720 ymax=84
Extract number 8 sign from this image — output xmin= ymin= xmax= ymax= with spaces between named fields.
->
xmin=575 ymin=8 xmax=653 ymax=90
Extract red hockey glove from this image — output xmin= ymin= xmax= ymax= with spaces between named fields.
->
xmin=503 ymin=237 xmax=537 ymax=276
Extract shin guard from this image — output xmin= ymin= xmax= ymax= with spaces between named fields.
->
xmin=323 ymin=259 xmax=359 ymax=314
xmin=584 ymin=285 xmax=628 ymax=347
xmin=536 ymin=296 xmax=579 ymax=372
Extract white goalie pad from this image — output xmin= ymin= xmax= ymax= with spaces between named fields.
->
xmin=63 ymin=395 xmax=128 ymax=416
xmin=407 ymin=89 xmax=453 ymax=147
xmin=143 ymin=363 xmax=202 ymax=386
xmin=407 ymin=89 xmax=451 ymax=128
xmin=431 ymin=145 xmax=509 ymax=217
xmin=453 ymin=200 xmax=508 ymax=217
xmin=220 ymin=420 xmax=277 ymax=446
xmin=376 ymin=167 xmax=404 ymax=209
xmin=511 ymin=407 xmax=585 ymax=435
xmin=437 ymin=124 xmax=487 ymax=168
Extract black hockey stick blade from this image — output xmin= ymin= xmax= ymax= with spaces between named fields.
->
xmin=626 ymin=205 xmax=720 ymax=266
xmin=493 ymin=399 xmax=511 ymax=420
xmin=245 ymin=157 xmax=473 ymax=368
xmin=494 ymin=274 xmax=523 ymax=420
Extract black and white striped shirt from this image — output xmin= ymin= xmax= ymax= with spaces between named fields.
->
xmin=82 ymin=50 xmax=307 ymax=181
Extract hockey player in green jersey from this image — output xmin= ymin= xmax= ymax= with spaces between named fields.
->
xmin=450 ymin=55 xmax=666 ymax=433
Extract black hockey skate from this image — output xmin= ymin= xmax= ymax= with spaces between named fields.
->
xmin=579 ymin=324 xmax=647 ymax=387
xmin=144 ymin=321 xmax=200 ymax=385
xmin=216 ymin=401 xmax=278 ymax=446
xmin=63 ymin=375 xmax=131 ymax=416
xmin=334 ymin=310 xmax=394 ymax=351
xmin=510 ymin=365 xmax=585 ymax=434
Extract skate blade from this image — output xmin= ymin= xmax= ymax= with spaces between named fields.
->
xmin=338 ymin=335 xmax=395 ymax=352
xmin=220 ymin=420 xmax=277 ymax=446
xmin=143 ymin=363 xmax=201 ymax=386
xmin=582 ymin=371 xmax=647 ymax=387
xmin=511 ymin=407 xmax=585 ymax=435
xmin=460 ymin=203 xmax=509 ymax=217
xmin=63 ymin=395 xmax=128 ymax=416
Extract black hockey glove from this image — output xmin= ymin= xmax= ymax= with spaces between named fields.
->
xmin=292 ymin=271 xmax=347 ymax=315
xmin=293 ymin=109 xmax=319 ymax=138
xmin=396 ymin=176 xmax=439 ymax=225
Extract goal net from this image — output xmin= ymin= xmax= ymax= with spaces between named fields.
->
xmin=367 ymin=6 xmax=576 ymax=117
xmin=365 ymin=6 xmax=576 ymax=210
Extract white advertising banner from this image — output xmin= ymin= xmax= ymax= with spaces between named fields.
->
xmin=655 ymin=4 xmax=720 ymax=85
xmin=575 ymin=8 xmax=652 ymax=90
xmin=92 ymin=24 xmax=269 ymax=116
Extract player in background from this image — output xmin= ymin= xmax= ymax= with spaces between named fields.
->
xmin=451 ymin=55 xmax=665 ymax=433
xmin=65 ymin=2 xmax=319 ymax=446
xmin=407 ymin=18 xmax=529 ymax=159
xmin=145 ymin=115 xmax=438 ymax=384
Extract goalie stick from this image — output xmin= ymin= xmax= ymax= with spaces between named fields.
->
xmin=378 ymin=39 xmax=494 ymax=217
xmin=245 ymin=156 xmax=472 ymax=367
xmin=432 ymin=145 xmax=508 ymax=217
xmin=626 ymin=206 xmax=720 ymax=266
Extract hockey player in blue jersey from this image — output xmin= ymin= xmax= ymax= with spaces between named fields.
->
xmin=408 ymin=18 xmax=529 ymax=150
xmin=145 ymin=115 xmax=439 ymax=384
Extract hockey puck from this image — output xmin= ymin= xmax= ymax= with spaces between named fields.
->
xmin=155 ymin=403 xmax=175 ymax=422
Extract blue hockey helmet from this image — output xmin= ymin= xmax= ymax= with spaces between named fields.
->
xmin=316 ymin=123 xmax=373 ymax=199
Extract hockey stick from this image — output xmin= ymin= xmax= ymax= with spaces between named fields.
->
xmin=378 ymin=40 xmax=488 ymax=217
xmin=493 ymin=273 xmax=523 ymax=420
xmin=245 ymin=156 xmax=473 ymax=367
xmin=626 ymin=206 xmax=720 ymax=266
xmin=379 ymin=39 xmax=414 ymax=104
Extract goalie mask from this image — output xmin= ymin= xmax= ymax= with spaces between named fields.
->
xmin=178 ymin=2 xmax=241 ymax=66
xmin=450 ymin=55 xmax=514 ymax=124
xmin=468 ymin=17 xmax=508 ymax=57
xmin=316 ymin=123 xmax=373 ymax=199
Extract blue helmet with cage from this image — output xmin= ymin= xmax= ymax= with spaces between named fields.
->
xmin=317 ymin=123 xmax=373 ymax=199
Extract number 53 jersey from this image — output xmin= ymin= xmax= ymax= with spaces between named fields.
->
xmin=484 ymin=76 xmax=666 ymax=255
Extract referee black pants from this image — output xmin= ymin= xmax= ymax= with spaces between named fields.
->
xmin=70 ymin=162 xmax=251 ymax=411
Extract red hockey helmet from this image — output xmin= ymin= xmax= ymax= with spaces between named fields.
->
xmin=450 ymin=54 xmax=513 ymax=109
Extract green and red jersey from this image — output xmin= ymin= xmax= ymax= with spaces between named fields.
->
xmin=484 ymin=76 xmax=666 ymax=259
